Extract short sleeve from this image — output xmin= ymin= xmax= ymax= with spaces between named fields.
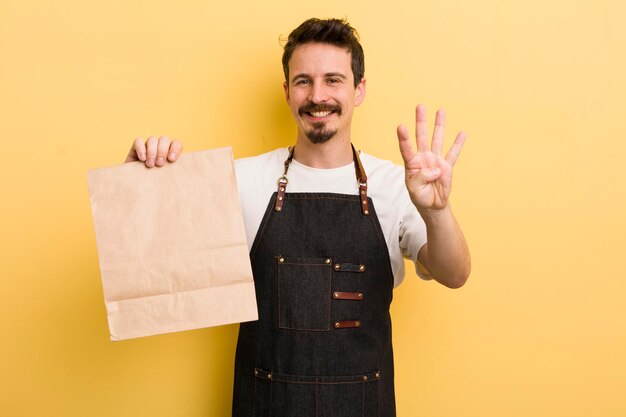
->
xmin=398 ymin=195 xmax=431 ymax=280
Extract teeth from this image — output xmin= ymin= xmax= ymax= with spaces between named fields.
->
xmin=311 ymin=111 xmax=331 ymax=118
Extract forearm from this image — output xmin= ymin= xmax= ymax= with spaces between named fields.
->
xmin=418 ymin=205 xmax=471 ymax=288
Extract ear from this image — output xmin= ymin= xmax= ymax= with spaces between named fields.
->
xmin=355 ymin=77 xmax=366 ymax=106
xmin=283 ymin=81 xmax=290 ymax=103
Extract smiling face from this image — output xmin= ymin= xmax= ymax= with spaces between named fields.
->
xmin=284 ymin=42 xmax=366 ymax=145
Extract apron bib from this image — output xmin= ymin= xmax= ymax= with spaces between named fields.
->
xmin=233 ymin=146 xmax=397 ymax=417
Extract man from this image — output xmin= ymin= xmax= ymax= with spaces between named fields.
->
xmin=126 ymin=18 xmax=470 ymax=417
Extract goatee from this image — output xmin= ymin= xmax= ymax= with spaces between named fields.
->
xmin=306 ymin=123 xmax=337 ymax=144
xmin=298 ymin=102 xmax=342 ymax=144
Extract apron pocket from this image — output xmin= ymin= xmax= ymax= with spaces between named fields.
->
xmin=276 ymin=256 xmax=332 ymax=331
xmin=253 ymin=368 xmax=381 ymax=417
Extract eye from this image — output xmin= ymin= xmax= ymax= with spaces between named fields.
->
xmin=294 ymin=79 xmax=310 ymax=86
xmin=327 ymin=78 xmax=341 ymax=84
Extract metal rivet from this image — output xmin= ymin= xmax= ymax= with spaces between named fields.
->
xmin=362 ymin=200 xmax=367 ymax=205
xmin=278 ymin=196 xmax=283 ymax=201
xmin=334 ymin=322 xmax=340 ymax=328
xmin=279 ymin=257 xmax=284 ymax=263
xmin=364 ymin=210 xmax=369 ymax=215
xmin=359 ymin=265 xmax=365 ymax=272
xmin=325 ymin=258 xmax=331 ymax=264
xmin=267 ymin=373 xmax=272 ymax=379
xmin=375 ymin=372 xmax=380 ymax=378
xmin=333 ymin=292 xmax=339 ymax=298
xmin=334 ymin=264 xmax=341 ymax=271
xmin=358 ymin=293 xmax=363 ymax=299
xmin=254 ymin=369 xmax=258 ymax=375
xmin=361 ymin=190 xmax=366 ymax=195
xmin=362 ymin=375 xmax=368 ymax=381
xmin=355 ymin=321 xmax=361 ymax=327
xmin=276 ymin=206 xmax=282 ymax=211
xmin=279 ymin=187 xmax=285 ymax=192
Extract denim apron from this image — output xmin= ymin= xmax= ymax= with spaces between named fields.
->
xmin=233 ymin=146 xmax=396 ymax=417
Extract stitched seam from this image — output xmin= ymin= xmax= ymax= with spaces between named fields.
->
xmin=367 ymin=199 xmax=395 ymax=284
xmin=255 ymin=371 xmax=380 ymax=383
xmin=378 ymin=372 xmax=381 ymax=417
xmin=362 ymin=380 xmax=365 ymax=417
xmin=286 ymin=194 xmax=360 ymax=200
xmin=327 ymin=266 xmax=332 ymax=332
xmin=315 ymin=381 xmax=319 ymax=417
xmin=276 ymin=259 xmax=281 ymax=330
xmin=252 ymin=372 xmax=256 ymax=417
xmin=250 ymin=194 xmax=277 ymax=259
xmin=261 ymin=379 xmax=378 ymax=385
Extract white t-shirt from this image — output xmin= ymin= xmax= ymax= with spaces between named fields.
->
xmin=235 ymin=147 xmax=428 ymax=287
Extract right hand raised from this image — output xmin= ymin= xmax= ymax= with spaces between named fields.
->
xmin=125 ymin=136 xmax=183 ymax=168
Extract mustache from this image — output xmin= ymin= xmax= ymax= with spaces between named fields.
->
xmin=298 ymin=102 xmax=342 ymax=116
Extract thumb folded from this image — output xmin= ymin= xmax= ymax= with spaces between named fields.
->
xmin=421 ymin=167 xmax=442 ymax=182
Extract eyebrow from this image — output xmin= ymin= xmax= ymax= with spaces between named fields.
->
xmin=324 ymin=72 xmax=347 ymax=79
xmin=291 ymin=72 xmax=348 ymax=82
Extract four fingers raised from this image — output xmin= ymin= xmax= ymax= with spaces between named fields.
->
xmin=399 ymin=104 xmax=467 ymax=166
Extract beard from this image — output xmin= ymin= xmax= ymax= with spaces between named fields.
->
xmin=298 ymin=102 xmax=342 ymax=144
xmin=305 ymin=123 xmax=337 ymax=144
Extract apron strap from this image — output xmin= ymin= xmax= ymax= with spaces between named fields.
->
xmin=274 ymin=145 xmax=370 ymax=216
xmin=352 ymin=145 xmax=370 ymax=216
xmin=274 ymin=146 xmax=294 ymax=212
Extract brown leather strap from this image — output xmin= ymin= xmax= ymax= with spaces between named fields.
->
xmin=332 ymin=291 xmax=364 ymax=301
xmin=352 ymin=145 xmax=370 ymax=216
xmin=274 ymin=147 xmax=295 ymax=212
xmin=283 ymin=146 xmax=295 ymax=174
xmin=275 ymin=145 xmax=369 ymax=215
xmin=274 ymin=178 xmax=287 ymax=212
xmin=351 ymin=144 xmax=367 ymax=184
xmin=334 ymin=320 xmax=361 ymax=329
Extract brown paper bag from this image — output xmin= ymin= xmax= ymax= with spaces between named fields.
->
xmin=87 ymin=147 xmax=257 ymax=341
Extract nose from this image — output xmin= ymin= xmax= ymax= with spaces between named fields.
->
xmin=308 ymin=82 xmax=329 ymax=103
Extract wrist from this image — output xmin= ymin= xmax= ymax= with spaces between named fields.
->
xmin=417 ymin=205 xmax=453 ymax=226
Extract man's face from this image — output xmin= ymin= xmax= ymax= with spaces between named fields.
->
xmin=284 ymin=42 xmax=366 ymax=144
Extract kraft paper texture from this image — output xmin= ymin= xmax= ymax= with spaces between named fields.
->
xmin=87 ymin=147 xmax=257 ymax=341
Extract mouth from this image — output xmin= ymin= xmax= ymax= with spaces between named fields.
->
xmin=298 ymin=104 xmax=342 ymax=120
xmin=309 ymin=110 xmax=333 ymax=118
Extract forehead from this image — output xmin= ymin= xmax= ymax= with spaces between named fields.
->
xmin=288 ymin=43 xmax=352 ymax=78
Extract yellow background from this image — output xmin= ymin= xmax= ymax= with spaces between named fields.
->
xmin=1 ymin=0 xmax=625 ymax=416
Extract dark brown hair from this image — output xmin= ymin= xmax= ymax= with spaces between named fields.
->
xmin=282 ymin=18 xmax=365 ymax=87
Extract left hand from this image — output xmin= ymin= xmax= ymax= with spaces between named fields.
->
xmin=125 ymin=136 xmax=183 ymax=167
xmin=397 ymin=104 xmax=466 ymax=211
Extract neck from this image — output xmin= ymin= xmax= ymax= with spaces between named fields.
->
xmin=293 ymin=133 xmax=353 ymax=169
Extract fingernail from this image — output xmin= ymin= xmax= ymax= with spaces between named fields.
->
xmin=146 ymin=158 xmax=155 ymax=167
xmin=139 ymin=152 xmax=146 ymax=161
xmin=168 ymin=152 xmax=176 ymax=161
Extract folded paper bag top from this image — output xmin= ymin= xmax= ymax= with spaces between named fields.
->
xmin=87 ymin=147 xmax=258 ymax=341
